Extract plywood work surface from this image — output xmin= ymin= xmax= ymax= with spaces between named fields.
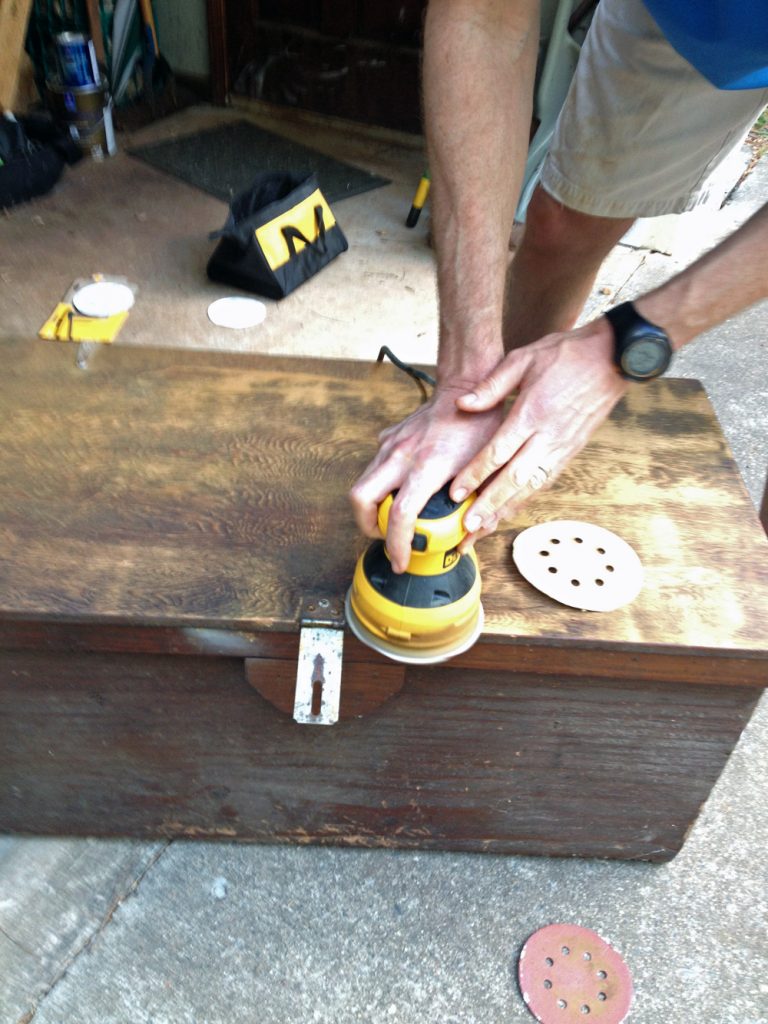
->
xmin=1 ymin=339 xmax=767 ymax=659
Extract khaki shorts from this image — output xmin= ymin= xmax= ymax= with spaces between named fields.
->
xmin=540 ymin=0 xmax=768 ymax=217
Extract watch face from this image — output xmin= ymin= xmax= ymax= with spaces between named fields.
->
xmin=623 ymin=337 xmax=669 ymax=378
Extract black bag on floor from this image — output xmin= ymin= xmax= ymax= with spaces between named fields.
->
xmin=0 ymin=114 xmax=82 ymax=210
xmin=207 ymin=172 xmax=348 ymax=300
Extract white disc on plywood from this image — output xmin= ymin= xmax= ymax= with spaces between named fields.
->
xmin=207 ymin=297 xmax=267 ymax=329
xmin=512 ymin=520 xmax=643 ymax=612
xmin=72 ymin=281 xmax=135 ymax=317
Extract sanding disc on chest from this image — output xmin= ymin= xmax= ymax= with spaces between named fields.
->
xmin=512 ymin=520 xmax=643 ymax=611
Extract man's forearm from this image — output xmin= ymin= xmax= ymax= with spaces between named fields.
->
xmin=423 ymin=0 xmax=540 ymax=388
xmin=636 ymin=202 xmax=768 ymax=349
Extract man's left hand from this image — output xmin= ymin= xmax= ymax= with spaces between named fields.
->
xmin=450 ymin=317 xmax=628 ymax=548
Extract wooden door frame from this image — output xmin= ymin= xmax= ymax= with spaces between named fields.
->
xmin=207 ymin=0 xmax=231 ymax=104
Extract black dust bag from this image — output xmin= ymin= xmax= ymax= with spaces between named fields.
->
xmin=0 ymin=113 xmax=82 ymax=210
xmin=206 ymin=171 xmax=348 ymax=300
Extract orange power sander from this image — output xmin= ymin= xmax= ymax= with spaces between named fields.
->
xmin=345 ymin=483 xmax=484 ymax=664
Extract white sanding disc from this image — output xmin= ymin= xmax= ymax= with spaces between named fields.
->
xmin=207 ymin=297 xmax=267 ymax=329
xmin=512 ymin=520 xmax=643 ymax=612
xmin=72 ymin=281 xmax=135 ymax=317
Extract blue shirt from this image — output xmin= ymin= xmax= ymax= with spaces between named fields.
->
xmin=643 ymin=0 xmax=768 ymax=90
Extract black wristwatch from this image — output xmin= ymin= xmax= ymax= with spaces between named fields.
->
xmin=604 ymin=301 xmax=673 ymax=381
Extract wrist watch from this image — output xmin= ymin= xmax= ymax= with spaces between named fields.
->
xmin=604 ymin=301 xmax=673 ymax=381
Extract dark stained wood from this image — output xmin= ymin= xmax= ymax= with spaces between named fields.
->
xmin=206 ymin=0 xmax=231 ymax=105
xmin=231 ymin=23 xmax=424 ymax=133
xmin=245 ymin=657 xmax=405 ymax=718
xmin=1 ymin=339 xmax=767 ymax=859
xmin=0 ymin=619 xmax=766 ymax=687
xmin=222 ymin=1 xmax=426 ymax=132
xmin=0 ymin=649 xmax=758 ymax=860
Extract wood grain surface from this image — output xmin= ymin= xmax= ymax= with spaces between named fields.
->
xmin=1 ymin=339 xmax=766 ymax=664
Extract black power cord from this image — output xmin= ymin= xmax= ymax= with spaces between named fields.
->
xmin=376 ymin=346 xmax=436 ymax=401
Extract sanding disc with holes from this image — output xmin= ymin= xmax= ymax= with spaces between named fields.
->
xmin=518 ymin=923 xmax=633 ymax=1023
xmin=512 ymin=521 xmax=643 ymax=612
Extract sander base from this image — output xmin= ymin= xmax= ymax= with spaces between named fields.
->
xmin=345 ymin=588 xmax=484 ymax=665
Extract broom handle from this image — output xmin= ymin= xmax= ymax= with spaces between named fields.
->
xmin=85 ymin=0 xmax=106 ymax=64
xmin=138 ymin=0 xmax=160 ymax=56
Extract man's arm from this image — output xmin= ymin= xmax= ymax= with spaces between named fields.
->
xmin=349 ymin=0 xmax=540 ymax=573
xmin=449 ymin=201 xmax=768 ymax=541
xmin=634 ymin=201 xmax=768 ymax=347
xmin=426 ymin=0 xmax=539 ymax=386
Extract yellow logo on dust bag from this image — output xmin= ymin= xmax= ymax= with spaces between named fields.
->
xmin=255 ymin=189 xmax=337 ymax=271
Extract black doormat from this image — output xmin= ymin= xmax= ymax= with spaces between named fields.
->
xmin=129 ymin=119 xmax=390 ymax=203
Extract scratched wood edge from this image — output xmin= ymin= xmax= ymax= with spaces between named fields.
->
xmin=0 ymin=619 xmax=765 ymax=687
xmin=0 ymin=825 xmax=682 ymax=862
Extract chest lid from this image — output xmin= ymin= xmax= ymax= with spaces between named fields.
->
xmin=1 ymin=340 xmax=767 ymax=670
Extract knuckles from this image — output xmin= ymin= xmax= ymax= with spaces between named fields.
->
xmin=486 ymin=435 xmax=515 ymax=469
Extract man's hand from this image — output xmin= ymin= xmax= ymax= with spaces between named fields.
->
xmin=450 ymin=317 xmax=628 ymax=548
xmin=349 ymin=385 xmax=505 ymax=573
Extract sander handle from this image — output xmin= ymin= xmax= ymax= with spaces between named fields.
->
xmin=377 ymin=488 xmax=476 ymax=576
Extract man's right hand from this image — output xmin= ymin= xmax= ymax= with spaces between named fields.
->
xmin=349 ymin=385 xmax=505 ymax=573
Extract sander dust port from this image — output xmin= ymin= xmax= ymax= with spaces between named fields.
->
xmin=346 ymin=484 xmax=484 ymax=664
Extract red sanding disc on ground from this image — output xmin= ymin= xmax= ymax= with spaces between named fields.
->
xmin=518 ymin=924 xmax=633 ymax=1023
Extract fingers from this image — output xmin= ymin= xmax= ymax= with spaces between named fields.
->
xmin=447 ymin=326 xmax=628 ymax=542
xmin=349 ymin=448 xmax=409 ymax=539
xmin=449 ymin=351 xmax=530 ymax=505
xmin=454 ymin=332 xmax=627 ymax=534
xmin=457 ymin=513 xmax=499 ymax=555
xmin=349 ymin=436 xmax=453 ymax=574
xmin=451 ymin=425 xmax=530 ymax=503
xmin=350 ymin=393 xmax=509 ymax=573
xmin=456 ymin=351 xmax=526 ymax=412
xmin=350 ymin=466 xmax=452 ymax=573
xmin=386 ymin=460 xmax=456 ymax=573
xmin=460 ymin=439 xmax=560 ymax=536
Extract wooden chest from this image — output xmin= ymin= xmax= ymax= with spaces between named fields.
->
xmin=1 ymin=339 xmax=767 ymax=861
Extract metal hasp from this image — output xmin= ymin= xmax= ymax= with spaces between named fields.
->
xmin=293 ymin=596 xmax=345 ymax=725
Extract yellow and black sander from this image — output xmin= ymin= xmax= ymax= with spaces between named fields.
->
xmin=345 ymin=483 xmax=484 ymax=664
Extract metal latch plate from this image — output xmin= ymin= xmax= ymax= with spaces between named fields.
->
xmin=294 ymin=597 xmax=345 ymax=726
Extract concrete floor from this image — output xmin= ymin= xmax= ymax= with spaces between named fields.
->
xmin=1 ymin=104 xmax=767 ymax=1024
